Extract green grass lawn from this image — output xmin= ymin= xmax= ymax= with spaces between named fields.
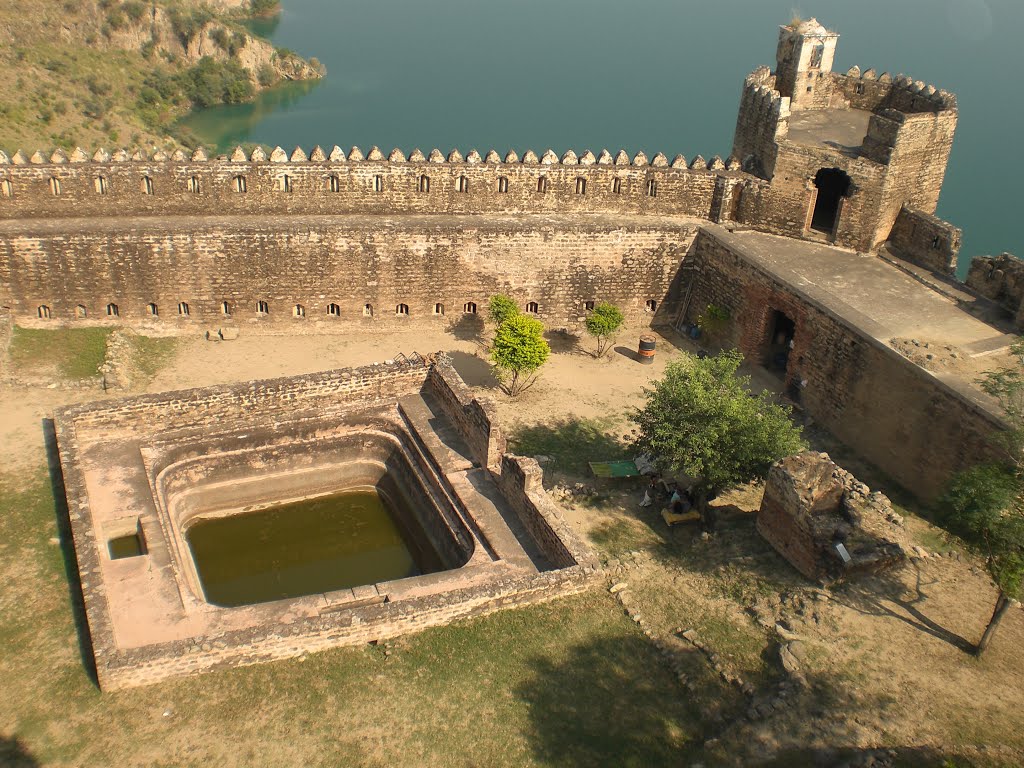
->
xmin=125 ymin=332 xmax=179 ymax=378
xmin=509 ymin=416 xmax=631 ymax=476
xmin=8 ymin=326 xmax=110 ymax=380
xmin=0 ymin=469 xmax=707 ymax=767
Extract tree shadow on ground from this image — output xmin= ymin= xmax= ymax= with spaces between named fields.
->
xmin=446 ymin=313 xmax=486 ymax=344
xmin=544 ymin=328 xmax=586 ymax=356
xmin=446 ymin=350 xmax=497 ymax=389
xmin=508 ymin=417 xmax=631 ymax=476
xmin=760 ymin=745 xmax=987 ymax=768
xmin=0 ymin=735 xmax=39 ymax=768
xmin=514 ymin=633 xmax=704 ymax=767
xmin=831 ymin=563 xmax=975 ymax=654
xmin=42 ymin=418 xmax=98 ymax=687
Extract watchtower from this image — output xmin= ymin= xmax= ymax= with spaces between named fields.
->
xmin=732 ymin=18 xmax=958 ymax=253
xmin=774 ymin=18 xmax=840 ymax=111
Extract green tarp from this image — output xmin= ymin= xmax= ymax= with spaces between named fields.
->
xmin=589 ymin=460 xmax=641 ymax=478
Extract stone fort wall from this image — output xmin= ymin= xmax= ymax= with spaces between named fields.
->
xmin=0 ymin=146 xmax=739 ymax=221
xmin=1 ymin=213 xmax=697 ymax=329
xmin=731 ymin=64 xmax=958 ymax=252
xmin=681 ymin=228 xmax=1003 ymax=501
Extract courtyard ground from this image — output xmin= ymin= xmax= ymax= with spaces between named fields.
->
xmin=0 ymin=320 xmax=1021 ymax=767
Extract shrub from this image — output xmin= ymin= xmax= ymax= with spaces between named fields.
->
xmin=491 ymin=314 xmax=551 ymax=396
xmin=584 ymin=302 xmax=624 ymax=357
xmin=488 ymin=294 xmax=519 ymax=326
xmin=257 ymin=63 xmax=276 ymax=87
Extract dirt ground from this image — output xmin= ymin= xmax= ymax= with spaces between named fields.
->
xmin=0 ymin=321 xmax=1022 ymax=767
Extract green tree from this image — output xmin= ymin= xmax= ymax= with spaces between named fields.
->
xmin=630 ymin=350 xmax=805 ymax=528
xmin=488 ymin=294 xmax=519 ymax=327
xmin=491 ymin=314 xmax=550 ymax=396
xmin=941 ymin=339 xmax=1024 ymax=656
xmin=584 ymin=302 xmax=624 ymax=358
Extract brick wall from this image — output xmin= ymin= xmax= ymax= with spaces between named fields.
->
xmin=731 ymin=67 xmax=790 ymax=177
xmin=426 ymin=360 xmax=506 ymax=471
xmin=65 ymin=359 xmax=429 ymax=437
xmin=494 ymin=454 xmax=596 ymax=570
xmin=863 ymin=109 xmax=958 ymax=246
xmin=887 ymin=206 xmax=961 ymax=274
xmin=965 ymin=252 xmax=1024 ymax=328
xmin=1 ymin=215 xmax=697 ymax=329
xmin=735 ymin=142 xmax=888 ymax=252
xmin=682 ymin=230 xmax=1004 ymax=500
xmin=0 ymin=151 xmax=728 ymax=221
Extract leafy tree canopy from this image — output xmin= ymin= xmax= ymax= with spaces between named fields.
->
xmin=941 ymin=339 xmax=1024 ymax=654
xmin=584 ymin=302 xmax=624 ymax=357
xmin=630 ymin=350 xmax=805 ymax=496
xmin=942 ymin=464 xmax=1024 ymax=602
xmin=488 ymin=294 xmax=519 ymax=327
xmin=491 ymin=314 xmax=550 ymax=396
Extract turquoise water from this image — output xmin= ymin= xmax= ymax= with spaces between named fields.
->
xmin=181 ymin=0 xmax=1024 ymax=272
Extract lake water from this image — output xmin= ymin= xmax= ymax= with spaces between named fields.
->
xmin=180 ymin=0 xmax=1024 ymax=274
xmin=186 ymin=488 xmax=429 ymax=607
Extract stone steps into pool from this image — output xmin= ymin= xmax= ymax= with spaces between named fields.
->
xmin=398 ymin=393 xmax=555 ymax=573
xmin=397 ymin=393 xmax=476 ymax=473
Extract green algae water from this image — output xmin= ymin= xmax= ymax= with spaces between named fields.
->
xmin=187 ymin=488 xmax=425 ymax=607
xmin=179 ymin=0 xmax=1023 ymax=274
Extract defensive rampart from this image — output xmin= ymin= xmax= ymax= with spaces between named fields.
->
xmin=0 ymin=213 xmax=697 ymax=328
xmin=0 ymin=145 xmax=741 ymax=221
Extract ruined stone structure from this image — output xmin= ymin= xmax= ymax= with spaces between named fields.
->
xmin=56 ymin=355 xmax=599 ymax=690
xmin=966 ymin=252 xmax=1024 ymax=329
xmin=7 ymin=19 xmax=1011 ymax=502
xmin=757 ymin=452 xmax=906 ymax=583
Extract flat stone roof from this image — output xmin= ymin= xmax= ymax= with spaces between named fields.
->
xmin=710 ymin=225 xmax=1002 ymax=346
xmin=786 ymin=108 xmax=873 ymax=155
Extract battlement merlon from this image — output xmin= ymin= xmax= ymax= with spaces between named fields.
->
xmin=0 ymin=143 xmax=751 ymax=224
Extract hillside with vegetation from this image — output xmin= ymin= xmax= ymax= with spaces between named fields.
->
xmin=0 ymin=0 xmax=323 ymax=152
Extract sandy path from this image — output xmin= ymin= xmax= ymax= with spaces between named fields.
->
xmin=0 ymin=324 xmax=696 ymax=483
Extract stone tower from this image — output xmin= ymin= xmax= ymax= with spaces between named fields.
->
xmin=732 ymin=18 xmax=958 ymax=252
xmin=773 ymin=18 xmax=840 ymax=111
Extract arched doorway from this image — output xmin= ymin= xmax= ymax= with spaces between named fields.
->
xmin=810 ymin=168 xmax=852 ymax=235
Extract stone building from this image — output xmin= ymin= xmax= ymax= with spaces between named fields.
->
xmin=733 ymin=19 xmax=959 ymax=257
